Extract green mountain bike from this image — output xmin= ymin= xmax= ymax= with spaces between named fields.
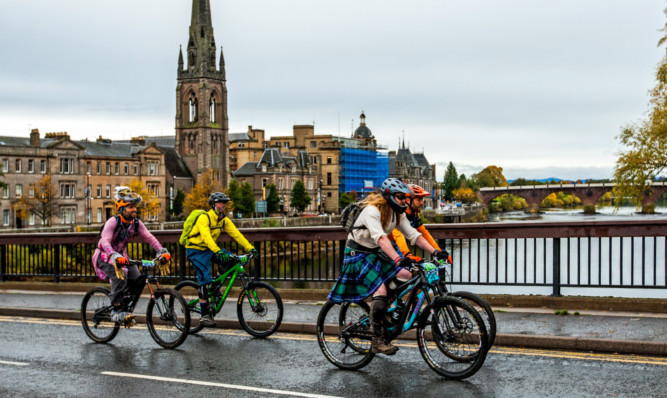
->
xmin=175 ymin=252 xmax=283 ymax=338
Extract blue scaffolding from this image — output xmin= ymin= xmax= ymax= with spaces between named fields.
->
xmin=339 ymin=148 xmax=389 ymax=196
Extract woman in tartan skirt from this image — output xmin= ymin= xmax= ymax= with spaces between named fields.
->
xmin=328 ymin=178 xmax=447 ymax=355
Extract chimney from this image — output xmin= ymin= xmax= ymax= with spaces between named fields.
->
xmin=30 ymin=129 xmax=40 ymax=147
xmin=130 ymin=136 xmax=146 ymax=146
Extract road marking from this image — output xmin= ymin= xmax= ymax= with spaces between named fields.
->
xmin=101 ymin=371 xmax=344 ymax=398
xmin=1 ymin=316 xmax=665 ymax=367
xmin=0 ymin=360 xmax=29 ymax=366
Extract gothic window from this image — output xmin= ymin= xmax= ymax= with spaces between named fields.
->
xmin=189 ymin=95 xmax=198 ymax=123
xmin=209 ymin=97 xmax=216 ymax=123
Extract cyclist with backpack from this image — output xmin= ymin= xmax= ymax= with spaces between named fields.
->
xmin=92 ymin=187 xmax=171 ymax=325
xmin=328 ymin=178 xmax=448 ymax=355
xmin=390 ymin=184 xmax=451 ymax=263
xmin=184 ymin=192 xmax=259 ymax=327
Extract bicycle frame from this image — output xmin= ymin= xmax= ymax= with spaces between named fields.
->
xmin=203 ymin=255 xmax=253 ymax=314
xmin=123 ymin=260 xmax=164 ymax=312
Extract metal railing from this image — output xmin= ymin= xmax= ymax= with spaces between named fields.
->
xmin=0 ymin=220 xmax=665 ymax=296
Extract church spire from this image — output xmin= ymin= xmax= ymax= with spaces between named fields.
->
xmin=187 ymin=0 xmax=217 ymax=75
xmin=178 ymin=45 xmax=184 ymax=72
xmin=219 ymin=46 xmax=226 ymax=81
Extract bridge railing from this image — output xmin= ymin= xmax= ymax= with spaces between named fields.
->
xmin=0 ymin=220 xmax=664 ymax=296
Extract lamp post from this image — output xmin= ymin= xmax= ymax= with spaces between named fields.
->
xmin=86 ymin=172 xmax=91 ymax=225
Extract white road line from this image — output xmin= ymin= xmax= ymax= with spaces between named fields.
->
xmin=0 ymin=360 xmax=29 ymax=366
xmin=101 ymin=371 xmax=344 ymax=398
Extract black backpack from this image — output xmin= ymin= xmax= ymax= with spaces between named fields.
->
xmin=340 ymin=200 xmax=367 ymax=233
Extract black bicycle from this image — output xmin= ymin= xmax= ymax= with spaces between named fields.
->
xmin=81 ymin=257 xmax=191 ymax=349
xmin=317 ymin=261 xmax=490 ymax=380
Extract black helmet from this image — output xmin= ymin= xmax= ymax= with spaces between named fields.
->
xmin=380 ymin=178 xmax=412 ymax=214
xmin=209 ymin=192 xmax=230 ymax=207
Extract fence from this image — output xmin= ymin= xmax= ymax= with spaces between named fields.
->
xmin=0 ymin=220 xmax=665 ymax=296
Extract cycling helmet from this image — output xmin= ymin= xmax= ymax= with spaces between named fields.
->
xmin=380 ymin=178 xmax=412 ymax=214
xmin=114 ymin=186 xmax=142 ymax=211
xmin=209 ymin=192 xmax=230 ymax=207
xmin=408 ymin=184 xmax=430 ymax=198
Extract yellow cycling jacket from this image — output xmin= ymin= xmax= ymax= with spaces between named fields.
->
xmin=185 ymin=209 xmax=254 ymax=253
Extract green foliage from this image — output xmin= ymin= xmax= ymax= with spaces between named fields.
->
xmin=338 ymin=192 xmax=354 ymax=209
xmin=442 ymin=161 xmax=459 ymax=200
xmin=260 ymin=218 xmax=281 ymax=228
xmin=641 ymin=203 xmax=656 ymax=214
xmin=172 ymin=189 xmax=185 ymax=216
xmin=582 ymin=204 xmax=596 ymax=214
xmin=540 ymin=192 xmax=582 ymax=208
xmin=290 ymin=180 xmax=311 ymax=213
xmin=471 ymin=166 xmax=507 ymax=189
xmin=265 ymin=184 xmax=280 ymax=213
xmin=236 ymin=182 xmax=255 ymax=217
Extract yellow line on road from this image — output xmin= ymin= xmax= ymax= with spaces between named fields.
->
xmin=1 ymin=316 xmax=665 ymax=367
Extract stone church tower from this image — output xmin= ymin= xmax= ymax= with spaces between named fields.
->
xmin=175 ymin=0 xmax=229 ymax=186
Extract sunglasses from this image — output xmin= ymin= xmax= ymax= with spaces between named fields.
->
xmin=394 ymin=194 xmax=407 ymax=201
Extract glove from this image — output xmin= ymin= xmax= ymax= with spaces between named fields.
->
xmin=249 ymin=248 xmax=259 ymax=258
xmin=157 ymin=253 xmax=171 ymax=276
xmin=239 ymin=256 xmax=249 ymax=265
xmin=394 ymin=256 xmax=416 ymax=270
xmin=159 ymin=252 xmax=171 ymax=263
xmin=433 ymin=249 xmax=451 ymax=263
xmin=217 ymin=250 xmax=230 ymax=263
xmin=405 ymin=253 xmax=422 ymax=263
xmin=115 ymin=257 xmax=128 ymax=280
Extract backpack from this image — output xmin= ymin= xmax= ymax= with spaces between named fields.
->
xmin=340 ymin=200 xmax=367 ymax=233
xmin=94 ymin=215 xmax=138 ymax=249
xmin=179 ymin=209 xmax=209 ymax=246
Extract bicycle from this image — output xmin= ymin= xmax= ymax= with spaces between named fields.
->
xmin=316 ymin=260 xmax=489 ymax=380
xmin=81 ymin=257 xmax=191 ymax=349
xmin=174 ymin=252 xmax=283 ymax=338
xmin=433 ymin=258 xmax=497 ymax=347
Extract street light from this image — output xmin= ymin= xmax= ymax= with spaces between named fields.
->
xmin=86 ymin=172 xmax=91 ymax=225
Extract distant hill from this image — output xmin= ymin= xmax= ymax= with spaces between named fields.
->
xmin=507 ymin=177 xmax=563 ymax=184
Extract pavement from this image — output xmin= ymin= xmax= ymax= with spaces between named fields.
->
xmin=0 ymin=281 xmax=665 ymax=356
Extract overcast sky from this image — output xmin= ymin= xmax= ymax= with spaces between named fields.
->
xmin=0 ymin=1 xmax=664 ymax=180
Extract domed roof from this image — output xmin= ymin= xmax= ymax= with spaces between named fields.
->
xmin=354 ymin=111 xmax=373 ymax=138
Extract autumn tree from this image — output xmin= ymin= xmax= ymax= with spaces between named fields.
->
xmin=442 ymin=161 xmax=459 ymax=201
xmin=614 ymin=10 xmax=667 ymax=212
xmin=128 ymin=179 xmax=160 ymax=219
xmin=12 ymin=175 xmax=55 ymax=226
xmin=471 ymin=166 xmax=508 ymax=188
xmin=235 ymin=181 xmax=255 ymax=218
xmin=183 ymin=169 xmax=223 ymax=213
xmin=265 ymin=184 xmax=280 ymax=213
xmin=452 ymin=187 xmax=477 ymax=204
xmin=290 ymin=180 xmax=312 ymax=213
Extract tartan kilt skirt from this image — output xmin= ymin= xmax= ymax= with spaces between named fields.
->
xmin=327 ymin=246 xmax=401 ymax=303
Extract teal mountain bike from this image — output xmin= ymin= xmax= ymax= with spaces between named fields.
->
xmin=175 ymin=252 xmax=283 ymax=338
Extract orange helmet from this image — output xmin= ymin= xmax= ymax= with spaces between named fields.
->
xmin=114 ymin=186 xmax=142 ymax=211
xmin=408 ymin=184 xmax=430 ymax=198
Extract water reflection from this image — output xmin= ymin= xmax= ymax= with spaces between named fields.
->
xmin=488 ymin=206 xmax=667 ymax=223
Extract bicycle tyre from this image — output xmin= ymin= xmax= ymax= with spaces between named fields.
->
xmin=81 ymin=287 xmax=120 ymax=343
xmin=237 ymin=281 xmax=283 ymax=338
xmin=448 ymin=291 xmax=496 ymax=347
xmin=417 ymin=296 xmax=489 ymax=380
xmin=146 ymin=288 xmax=190 ymax=349
xmin=339 ymin=301 xmax=372 ymax=353
xmin=174 ymin=280 xmax=205 ymax=335
xmin=316 ymin=301 xmax=375 ymax=371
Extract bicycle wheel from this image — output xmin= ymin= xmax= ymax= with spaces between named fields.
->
xmin=146 ymin=288 xmax=190 ymax=349
xmin=449 ymin=291 xmax=496 ymax=347
xmin=339 ymin=301 xmax=372 ymax=353
xmin=417 ymin=296 xmax=489 ymax=380
xmin=236 ymin=281 xmax=283 ymax=338
xmin=174 ymin=280 xmax=205 ymax=335
xmin=316 ymin=301 xmax=374 ymax=371
xmin=81 ymin=287 xmax=119 ymax=343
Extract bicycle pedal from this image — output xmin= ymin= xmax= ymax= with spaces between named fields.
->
xmin=123 ymin=314 xmax=136 ymax=328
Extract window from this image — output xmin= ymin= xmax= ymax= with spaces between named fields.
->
xmin=147 ymin=161 xmax=158 ymax=176
xmin=283 ymin=142 xmax=289 ymax=148
xmin=124 ymin=163 xmax=129 ymax=175
xmin=60 ymin=183 xmax=75 ymax=198
xmin=310 ymin=141 xmax=317 ymax=148
xmin=134 ymin=164 xmax=139 ymax=175
xmin=2 ymin=209 xmax=9 ymax=226
xmin=97 ymin=208 xmax=102 ymax=223
xmin=40 ymin=160 xmax=46 ymax=173
xmin=28 ymin=159 xmax=34 ymax=173
xmin=327 ymin=157 xmax=332 ymax=164
xmin=327 ymin=172 xmax=332 ymax=185
xmin=262 ymin=164 xmax=267 ymax=172
xmin=327 ymin=192 xmax=332 ymax=197
xmin=308 ymin=180 xmax=313 ymax=190
xmin=278 ymin=178 xmax=283 ymax=190
xmin=28 ymin=188 xmax=34 ymax=198
xmin=209 ymin=97 xmax=216 ymax=123
xmin=189 ymin=96 xmax=198 ymax=122
xmin=15 ymin=184 xmax=22 ymax=198
xmin=106 ymin=185 xmax=111 ymax=198
xmin=96 ymin=185 xmax=102 ymax=198
xmin=114 ymin=162 xmax=119 ymax=175
xmin=2 ymin=159 xmax=8 ymax=172
xmin=96 ymin=162 xmax=101 ymax=174
xmin=86 ymin=162 xmax=91 ymax=174
xmin=15 ymin=159 xmax=21 ymax=173
xmin=60 ymin=158 xmax=74 ymax=174
xmin=61 ymin=207 xmax=76 ymax=224
xmin=106 ymin=163 xmax=111 ymax=175
xmin=29 ymin=214 xmax=35 ymax=226
xmin=147 ymin=208 xmax=159 ymax=221
xmin=2 ymin=185 xmax=8 ymax=198
xmin=147 ymin=183 xmax=160 ymax=198
xmin=238 ymin=142 xmax=245 ymax=148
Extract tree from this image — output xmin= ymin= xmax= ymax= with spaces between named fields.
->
xmin=614 ymin=10 xmax=667 ymax=211
xmin=226 ymin=179 xmax=240 ymax=214
xmin=472 ymin=166 xmax=508 ymax=188
xmin=128 ymin=179 xmax=160 ymax=219
xmin=452 ymin=187 xmax=477 ymax=204
xmin=172 ymin=189 xmax=185 ymax=217
xmin=290 ymin=179 xmax=311 ymax=213
xmin=12 ymin=175 xmax=55 ymax=226
xmin=265 ymin=184 xmax=280 ymax=213
xmin=442 ymin=161 xmax=459 ymax=201
xmin=338 ymin=192 xmax=354 ymax=209
xmin=183 ymin=169 xmax=223 ymax=213
xmin=235 ymin=182 xmax=255 ymax=218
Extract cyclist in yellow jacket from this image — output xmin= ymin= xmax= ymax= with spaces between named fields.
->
xmin=390 ymin=184 xmax=450 ymax=263
xmin=185 ymin=192 xmax=258 ymax=326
